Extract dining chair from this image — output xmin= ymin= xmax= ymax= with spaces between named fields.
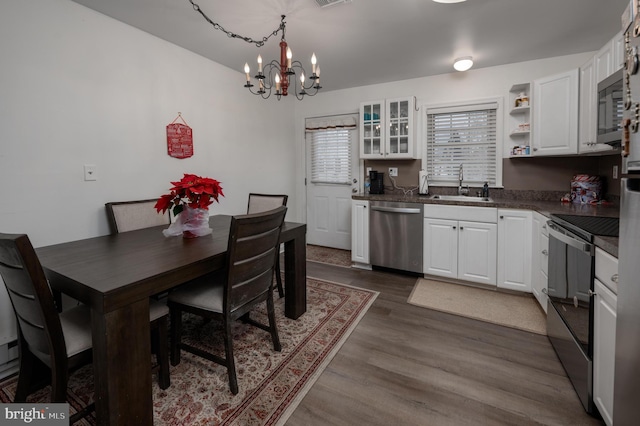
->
xmin=0 ymin=233 xmax=170 ymax=424
xmin=105 ymin=199 xmax=170 ymax=234
xmin=247 ymin=193 xmax=288 ymax=298
xmin=168 ymin=205 xmax=287 ymax=395
xmin=105 ymin=199 xmax=173 ymax=388
xmin=0 ymin=233 xmax=94 ymax=424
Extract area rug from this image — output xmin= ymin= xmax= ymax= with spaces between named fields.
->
xmin=0 ymin=278 xmax=378 ymax=425
xmin=306 ymin=244 xmax=352 ymax=268
xmin=408 ymin=278 xmax=546 ymax=335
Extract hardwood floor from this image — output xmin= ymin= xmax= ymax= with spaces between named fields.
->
xmin=286 ymin=261 xmax=604 ymax=426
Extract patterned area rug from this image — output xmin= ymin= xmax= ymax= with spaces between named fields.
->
xmin=0 ymin=278 xmax=377 ymax=425
xmin=306 ymin=245 xmax=352 ymax=268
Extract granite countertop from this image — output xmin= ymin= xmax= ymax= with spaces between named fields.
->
xmin=353 ymin=192 xmax=620 ymax=257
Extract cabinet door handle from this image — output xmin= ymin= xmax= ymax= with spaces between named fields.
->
xmin=500 ymin=215 xmax=504 ymax=219
xmin=542 ymin=288 xmax=548 ymax=295
xmin=612 ymin=273 xmax=619 ymax=283
xmin=452 ymin=226 xmax=457 ymax=230
xmin=541 ymin=249 xmax=548 ymax=255
xmin=533 ymin=147 xmax=538 ymax=152
xmin=460 ymin=226 xmax=464 ymax=230
xmin=588 ymin=289 xmax=597 ymax=297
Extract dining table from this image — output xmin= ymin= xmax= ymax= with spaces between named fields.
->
xmin=35 ymin=215 xmax=307 ymax=426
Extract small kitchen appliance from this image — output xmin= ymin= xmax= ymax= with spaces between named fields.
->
xmin=596 ymin=68 xmax=623 ymax=145
xmin=419 ymin=170 xmax=429 ymax=195
xmin=369 ymin=170 xmax=384 ymax=194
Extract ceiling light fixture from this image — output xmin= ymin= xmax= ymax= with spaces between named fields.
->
xmin=432 ymin=0 xmax=467 ymax=3
xmin=188 ymin=1 xmax=321 ymax=100
xmin=453 ymin=56 xmax=474 ymax=72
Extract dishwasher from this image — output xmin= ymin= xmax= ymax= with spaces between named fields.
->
xmin=369 ymin=201 xmax=423 ymax=273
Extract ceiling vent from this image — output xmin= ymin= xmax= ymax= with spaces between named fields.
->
xmin=315 ymin=0 xmax=352 ymax=8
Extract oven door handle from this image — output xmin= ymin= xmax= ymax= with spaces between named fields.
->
xmin=547 ymin=221 xmax=594 ymax=255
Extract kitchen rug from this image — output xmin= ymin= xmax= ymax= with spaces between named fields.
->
xmin=0 ymin=278 xmax=378 ymax=426
xmin=306 ymin=244 xmax=352 ymax=268
xmin=408 ymin=278 xmax=546 ymax=335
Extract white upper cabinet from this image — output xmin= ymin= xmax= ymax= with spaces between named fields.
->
xmin=579 ymin=57 xmax=614 ymax=154
xmin=360 ymin=100 xmax=385 ymax=158
xmin=359 ymin=97 xmax=416 ymax=159
xmin=595 ymin=41 xmax=613 ymax=85
xmin=532 ymin=68 xmax=579 ymax=156
xmin=385 ymin=97 xmax=416 ymax=159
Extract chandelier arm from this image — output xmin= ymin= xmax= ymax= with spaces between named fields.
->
xmin=188 ymin=0 xmax=285 ymax=48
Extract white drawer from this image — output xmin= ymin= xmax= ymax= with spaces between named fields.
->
xmin=595 ymin=247 xmax=619 ymax=295
xmin=424 ymin=205 xmax=497 ymax=223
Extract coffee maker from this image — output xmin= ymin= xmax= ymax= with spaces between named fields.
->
xmin=369 ymin=170 xmax=384 ymax=194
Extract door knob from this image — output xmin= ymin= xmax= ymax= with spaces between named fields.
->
xmin=542 ymin=249 xmax=548 ymax=255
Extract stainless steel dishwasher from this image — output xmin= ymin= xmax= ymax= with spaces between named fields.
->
xmin=369 ymin=201 xmax=423 ymax=273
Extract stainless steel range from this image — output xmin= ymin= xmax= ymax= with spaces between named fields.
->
xmin=546 ymin=214 xmax=619 ymax=415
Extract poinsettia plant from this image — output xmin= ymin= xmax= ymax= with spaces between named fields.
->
xmin=155 ymin=173 xmax=224 ymax=216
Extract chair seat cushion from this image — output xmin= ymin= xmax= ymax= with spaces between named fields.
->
xmin=149 ymin=299 xmax=170 ymax=322
xmin=59 ymin=305 xmax=93 ymax=358
xmin=168 ymin=278 xmax=224 ymax=313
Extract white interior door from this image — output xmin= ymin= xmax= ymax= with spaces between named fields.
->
xmin=305 ymin=115 xmax=360 ymax=250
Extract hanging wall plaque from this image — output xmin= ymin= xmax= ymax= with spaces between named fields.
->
xmin=166 ymin=113 xmax=193 ymax=159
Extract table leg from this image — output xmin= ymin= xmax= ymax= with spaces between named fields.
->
xmin=284 ymin=232 xmax=306 ymax=319
xmin=91 ymin=298 xmax=153 ymax=425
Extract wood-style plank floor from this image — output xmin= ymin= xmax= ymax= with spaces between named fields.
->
xmin=286 ymin=261 xmax=604 ymax=426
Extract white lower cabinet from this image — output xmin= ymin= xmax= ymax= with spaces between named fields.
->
xmin=424 ymin=206 xmax=497 ymax=286
xmin=531 ymin=212 xmax=549 ymax=312
xmin=593 ymin=248 xmax=618 ymax=426
xmin=497 ymin=209 xmax=532 ymax=292
xmin=351 ymin=200 xmax=369 ymax=265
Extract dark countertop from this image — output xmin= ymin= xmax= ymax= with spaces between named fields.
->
xmin=354 ymin=193 xmax=620 ymax=257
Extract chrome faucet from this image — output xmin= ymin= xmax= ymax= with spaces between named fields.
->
xmin=458 ymin=164 xmax=469 ymax=195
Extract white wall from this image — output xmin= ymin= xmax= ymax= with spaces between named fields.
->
xmin=293 ymin=52 xmax=594 ymax=217
xmin=0 ymin=0 xmax=297 ymax=248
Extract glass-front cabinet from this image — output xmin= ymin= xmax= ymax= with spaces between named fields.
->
xmin=386 ymin=97 xmax=414 ymax=158
xmin=359 ymin=97 xmax=416 ymax=159
xmin=360 ymin=101 xmax=384 ymax=157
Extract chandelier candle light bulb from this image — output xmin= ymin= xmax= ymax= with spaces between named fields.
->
xmin=286 ymin=47 xmax=292 ymax=69
xmin=257 ymin=54 xmax=263 ymax=73
xmin=244 ymin=63 xmax=251 ymax=83
xmin=311 ymin=53 xmax=317 ymax=74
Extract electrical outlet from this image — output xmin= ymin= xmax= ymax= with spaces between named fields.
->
xmin=613 ymin=165 xmax=618 ymax=180
xmin=84 ymin=164 xmax=97 ymax=181
xmin=388 ymin=167 xmax=398 ymax=177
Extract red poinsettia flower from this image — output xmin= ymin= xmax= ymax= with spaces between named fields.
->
xmin=155 ymin=174 xmax=224 ymax=216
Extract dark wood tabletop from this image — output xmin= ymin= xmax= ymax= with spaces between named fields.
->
xmin=35 ymin=215 xmax=307 ymax=426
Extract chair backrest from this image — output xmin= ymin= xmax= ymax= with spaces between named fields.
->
xmin=0 ymin=233 xmax=66 ymax=368
xmin=105 ymin=199 xmax=170 ymax=234
xmin=247 ymin=193 xmax=288 ymax=215
xmin=225 ymin=206 xmax=287 ymax=314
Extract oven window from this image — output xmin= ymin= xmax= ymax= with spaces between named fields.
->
xmin=547 ymin=229 xmax=593 ymax=353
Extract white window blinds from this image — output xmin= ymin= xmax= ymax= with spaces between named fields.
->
xmin=426 ymin=102 xmax=498 ymax=186
xmin=306 ymin=116 xmax=356 ymax=184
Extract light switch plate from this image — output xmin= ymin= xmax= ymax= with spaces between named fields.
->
xmin=84 ymin=164 xmax=97 ymax=181
xmin=388 ymin=167 xmax=398 ymax=177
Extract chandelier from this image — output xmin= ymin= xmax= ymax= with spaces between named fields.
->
xmin=188 ymin=1 xmax=322 ymax=100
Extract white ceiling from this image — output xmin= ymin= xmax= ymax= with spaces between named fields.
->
xmin=71 ymin=0 xmax=630 ymax=92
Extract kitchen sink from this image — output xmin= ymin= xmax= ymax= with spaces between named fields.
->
xmin=430 ymin=194 xmax=493 ymax=203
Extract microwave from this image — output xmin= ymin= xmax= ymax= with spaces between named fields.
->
xmin=597 ymin=68 xmax=623 ymax=145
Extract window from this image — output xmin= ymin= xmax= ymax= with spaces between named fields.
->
xmin=425 ymin=101 xmax=501 ymax=187
xmin=306 ymin=116 xmax=356 ymax=184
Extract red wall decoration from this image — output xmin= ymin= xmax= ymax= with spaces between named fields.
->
xmin=166 ymin=113 xmax=193 ymax=159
